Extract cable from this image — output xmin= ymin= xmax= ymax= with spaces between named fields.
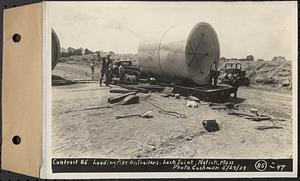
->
xmin=144 ymin=99 xmax=187 ymax=118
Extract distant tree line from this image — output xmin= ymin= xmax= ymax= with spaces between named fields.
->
xmin=220 ymin=55 xmax=255 ymax=62
xmin=220 ymin=55 xmax=288 ymax=62
xmin=272 ymin=56 xmax=287 ymax=61
xmin=59 ymin=47 xmax=138 ymax=62
xmin=60 ymin=47 xmax=95 ymax=57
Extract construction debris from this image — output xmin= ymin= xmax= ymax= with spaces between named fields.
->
xmin=255 ymin=126 xmax=284 ymax=130
xmin=149 ymin=77 xmax=157 ymax=84
xmin=224 ymin=102 xmax=235 ymax=109
xmin=111 ymin=78 xmax=120 ymax=85
xmin=187 ymin=95 xmax=200 ymax=102
xmin=55 ymin=105 xmax=112 ymax=115
xmin=227 ymin=110 xmax=254 ymax=117
xmin=202 ymin=120 xmax=220 ymax=132
xmin=245 ymin=116 xmax=271 ymax=121
xmin=158 ymin=110 xmax=182 ymax=118
xmin=144 ymin=99 xmax=187 ymax=118
xmin=110 ymin=88 xmax=137 ymax=94
xmin=82 ymin=105 xmax=112 ymax=111
xmin=228 ymin=110 xmax=271 ymax=121
xmin=175 ymin=94 xmax=180 ymax=99
xmin=139 ymin=84 xmax=165 ymax=91
xmin=115 ymin=111 xmax=153 ymax=119
xmin=161 ymin=86 xmax=175 ymax=97
xmin=209 ymin=102 xmax=237 ymax=110
xmin=138 ymin=78 xmax=149 ymax=84
xmin=159 ymin=83 xmax=235 ymax=102
xmin=186 ymin=101 xmax=199 ymax=108
xmin=139 ymin=94 xmax=152 ymax=101
xmin=118 ymin=84 xmax=149 ymax=93
xmin=250 ymin=108 xmax=258 ymax=114
xmin=119 ymin=95 xmax=139 ymax=105
xmin=160 ymin=93 xmax=170 ymax=98
xmin=162 ymin=86 xmax=175 ymax=93
xmin=185 ymin=136 xmax=193 ymax=141
xmin=115 ymin=80 xmax=235 ymax=103
xmin=211 ymin=105 xmax=227 ymax=110
xmin=108 ymin=92 xmax=137 ymax=104
xmin=119 ymin=83 xmax=164 ymax=92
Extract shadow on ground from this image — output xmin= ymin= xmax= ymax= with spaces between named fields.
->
xmin=230 ymin=97 xmax=247 ymax=104
xmin=52 ymin=75 xmax=75 ymax=86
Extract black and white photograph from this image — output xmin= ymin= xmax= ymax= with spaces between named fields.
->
xmin=45 ymin=1 xmax=297 ymax=178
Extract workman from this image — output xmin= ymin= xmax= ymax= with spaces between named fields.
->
xmin=107 ymin=63 xmax=115 ymax=84
xmin=112 ymin=62 xmax=119 ymax=78
xmin=119 ymin=64 xmax=125 ymax=81
xmin=107 ymin=53 xmax=113 ymax=65
xmin=99 ymin=53 xmax=109 ymax=86
xmin=210 ymin=61 xmax=219 ymax=87
xmin=106 ymin=53 xmax=114 ymax=84
xmin=232 ymin=75 xmax=240 ymax=98
xmin=90 ymin=61 xmax=96 ymax=79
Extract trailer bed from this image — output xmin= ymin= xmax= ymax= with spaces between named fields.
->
xmin=117 ymin=82 xmax=235 ymax=103
xmin=164 ymin=84 xmax=235 ymax=102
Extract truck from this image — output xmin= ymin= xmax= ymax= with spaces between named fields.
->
xmin=220 ymin=62 xmax=250 ymax=86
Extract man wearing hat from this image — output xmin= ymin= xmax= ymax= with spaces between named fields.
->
xmin=99 ymin=53 xmax=110 ymax=86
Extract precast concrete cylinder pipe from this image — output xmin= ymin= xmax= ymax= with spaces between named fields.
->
xmin=52 ymin=28 xmax=61 ymax=70
xmin=137 ymin=22 xmax=220 ymax=85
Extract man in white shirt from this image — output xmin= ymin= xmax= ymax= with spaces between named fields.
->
xmin=90 ymin=61 xmax=96 ymax=79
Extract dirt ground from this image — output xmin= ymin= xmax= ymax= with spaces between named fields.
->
xmin=52 ymin=79 xmax=293 ymax=159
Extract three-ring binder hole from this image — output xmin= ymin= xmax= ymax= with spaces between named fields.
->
xmin=12 ymin=136 xmax=21 ymax=145
xmin=12 ymin=33 xmax=21 ymax=43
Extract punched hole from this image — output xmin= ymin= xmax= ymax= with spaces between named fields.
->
xmin=12 ymin=135 xmax=21 ymax=145
xmin=12 ymin=33 xmax=21 ymax=43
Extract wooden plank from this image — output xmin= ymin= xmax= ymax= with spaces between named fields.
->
xmin=118 ymin=84 xmax=149 ymax=93
xmin=139 ymin=84 xmax=165 ymax=91
xmin=110 ymin=88 xmax=136 ymax=94
xmin=108 ymin=92 xmax=137 ymax=103
xmin=256 ymin=126 xmax=284 ymax=130
xmin=158 ymin=82 xmax=234 ymax=102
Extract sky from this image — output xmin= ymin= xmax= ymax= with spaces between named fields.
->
xmin=47 ymin=1 xmax=297 ymax=60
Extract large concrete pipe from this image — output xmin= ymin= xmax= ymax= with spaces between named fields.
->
xmin=52 ymin=29 xmax=61 ymax=70
xmin=137 ymin=22 xmax=220 ymax=86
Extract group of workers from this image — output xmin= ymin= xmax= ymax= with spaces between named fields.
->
xmin=90 ymin=52 xmax=126 ymax=86
xmin=91 ymin=56 xmax=239 ymax=97
xmin=210 ymin=61 xmax=240 ymax=98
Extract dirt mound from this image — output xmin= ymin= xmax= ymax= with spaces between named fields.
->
xmin=244 ymin=61 xmax=292 ymax=90
xmin=220 ymin=60 xmax=292 ymax=91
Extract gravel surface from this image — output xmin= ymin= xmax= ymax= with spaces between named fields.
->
xmin=52 ymin=82 xmax=293 ymax=159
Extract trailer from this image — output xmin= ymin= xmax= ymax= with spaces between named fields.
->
xmin=160 ymin=83 xmax=235 ymax=102
xmin=117 ymin=82 xmax=235 ymax=103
